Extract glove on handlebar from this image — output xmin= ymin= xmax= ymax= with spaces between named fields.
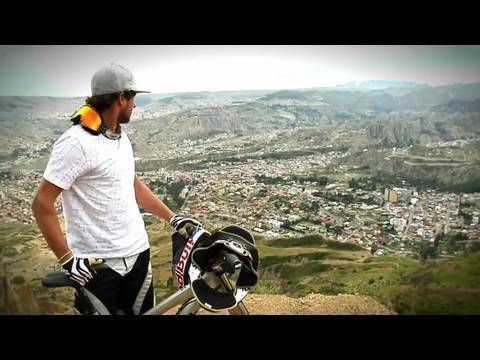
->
xmin=170 ymin=215 xmax=203 ymax=238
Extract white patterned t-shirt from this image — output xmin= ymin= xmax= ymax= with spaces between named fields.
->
xmin=43 ymin=125 xmax=149 ymax=258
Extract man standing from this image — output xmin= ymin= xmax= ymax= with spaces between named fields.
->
xmin=32 ymin=63 xmax=201 ymax=315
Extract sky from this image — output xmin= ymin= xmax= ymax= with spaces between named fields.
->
xmin=0 ymin=45 xmax=480 ymax=97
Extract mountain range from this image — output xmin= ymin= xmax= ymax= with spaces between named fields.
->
xmin=337 ymin=80 xmax=430 ymax=90
xmin=1 ymin=81 xmax=480 ymax=162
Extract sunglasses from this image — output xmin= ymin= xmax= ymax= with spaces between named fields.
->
xmin=70 ymin=105 xmax=103 ymax=135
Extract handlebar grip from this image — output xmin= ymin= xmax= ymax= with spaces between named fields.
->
xmin=42 ymin=271 xmax=77 ymax=288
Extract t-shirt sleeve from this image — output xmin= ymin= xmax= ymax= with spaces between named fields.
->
xmin=43 ymin=135 xmax=90 ymax=190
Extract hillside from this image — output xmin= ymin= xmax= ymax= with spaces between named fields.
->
xmin=337 ymin=142 xmax=480 ymax=192
xmin=366 ymin=109 xmax=480 ymax=147
xmin=435 ymin=98 xmax=480 ymax=112
xmin=0 ymin=221 xmax=393 ymax=315
xmin=1 ymin=220 xmax=480 ymax=315
xmin=250 ymin=234 xmax=480 ymax=315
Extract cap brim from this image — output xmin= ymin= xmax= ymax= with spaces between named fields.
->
xmin=134 ymin=90 xmax=150 ymax=94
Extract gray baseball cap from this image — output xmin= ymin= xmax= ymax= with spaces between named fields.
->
xmin=91 ymin=63 xmax=150 ymax=96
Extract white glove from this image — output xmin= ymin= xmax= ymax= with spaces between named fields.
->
xmin=170 ymin=215 xmax=203 ymax=238
xmin=62 ymin=257 xmax=96 ymax=287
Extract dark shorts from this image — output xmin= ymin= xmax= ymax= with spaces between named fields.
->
xmin=75 ymin=248 xmax=155 ymax=315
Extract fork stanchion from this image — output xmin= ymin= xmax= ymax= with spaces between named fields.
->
xmin=228 ymin=301 xmax=249 ymax=315
xmin=218 ymin=273 xmax=249 ymax=315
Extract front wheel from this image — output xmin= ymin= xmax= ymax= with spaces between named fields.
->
xmin=176 ymin=298 xmax=200 ymax=315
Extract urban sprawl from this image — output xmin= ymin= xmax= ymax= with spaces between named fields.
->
xmin=1 ymin=133 xmax=479 ymax=260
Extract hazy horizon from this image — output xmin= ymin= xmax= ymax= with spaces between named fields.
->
xmin=1 ymin=45 xmax=480 ymax=97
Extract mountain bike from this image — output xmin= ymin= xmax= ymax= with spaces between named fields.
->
xmin=42 ymin=227 xmax=256 ymax=315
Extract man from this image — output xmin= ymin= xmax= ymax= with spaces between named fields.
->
xmin=32 ymin=63 xmax=201 ymax=315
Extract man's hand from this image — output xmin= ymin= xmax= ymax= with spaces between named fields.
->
xmin=62 ymin=257 xmax=96 ymax=287
xmin=170 ymin=215 xmax=203 ymax=238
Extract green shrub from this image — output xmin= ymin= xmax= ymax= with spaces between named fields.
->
xmin=12 ymin=275 xmax=25 ymax=285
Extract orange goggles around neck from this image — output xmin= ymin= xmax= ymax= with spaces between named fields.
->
xmin=70 ymin=105 xmax=103 ymax=135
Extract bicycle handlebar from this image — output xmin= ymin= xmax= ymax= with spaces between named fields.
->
xmin=209 ymin=249 xmax=243 ymax=275
xmin=42 ymin=263 xmax=110 ymax=289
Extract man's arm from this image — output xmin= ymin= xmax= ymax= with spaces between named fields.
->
xmin=31 ymin=178 xmax=70 ymax=260
xmin=32 ymin=178 xmax=96 ymax=286
xmin=134 ymin=176 xmax=176 ymax=221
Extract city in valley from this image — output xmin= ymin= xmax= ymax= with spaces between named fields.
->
xmin=2 ymin=126 xmax=479 ymax=261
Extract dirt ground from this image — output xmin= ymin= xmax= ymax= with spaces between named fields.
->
xmin=164 ymin=293 xmax=397 ymax=315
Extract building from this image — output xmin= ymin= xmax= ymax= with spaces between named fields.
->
xmin=384 ymin=189 xmax=398 ymax=203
